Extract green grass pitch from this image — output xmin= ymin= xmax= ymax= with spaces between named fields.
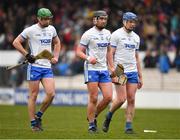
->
xmin=0 ymin=105 xmax=180 ymax=139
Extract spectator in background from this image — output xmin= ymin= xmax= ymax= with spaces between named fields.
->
xmin=159 ymin=44 xmax=171 ymax=73
xmin=173 ymin=50 xmax=180 ymax=72
xmin=143 ymin=49 xmax=157 ymax=68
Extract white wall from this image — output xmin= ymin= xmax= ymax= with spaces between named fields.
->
xmin=135 ymin=90 xmax=180 ymax=109
xmin=0 ymin=51 xmax=22 ymax=66
xmin=113 ymin=90 xmax=180 ymax=109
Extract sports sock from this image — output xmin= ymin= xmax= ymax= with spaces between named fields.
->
xmin=36 ymin=111 xmax=43 ymax=118
xmin=89 ymin=122 xmax=95 ymax=129
xmin=106 ymin=111 xmax=113 ymax=120
xmin=95 ymin=113 xmax=98 ymax=118
xmin=31 ymin=119 xmax=37 ymax=127
xmin=125 ymin=122 xmax=132 ymax=130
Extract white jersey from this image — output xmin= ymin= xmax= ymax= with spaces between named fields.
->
xmin=110 ymin=27 xmax=140 ymax=72
xmin=80 ymin=26 xmax=111 ymax=70
xmin=21 ymin=24 xmax=57 ymax=68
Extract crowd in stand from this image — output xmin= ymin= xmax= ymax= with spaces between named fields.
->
xmin=0 ymin=0 xmax=180 ymax=78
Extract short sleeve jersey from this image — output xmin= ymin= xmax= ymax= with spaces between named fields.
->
xmin=110 ymin=27 xmax=140 ymax=72
xmin=80 ymin=26 xmax=111 ymax=70
xmin=21 ymin=24 xmax=57 ymax=68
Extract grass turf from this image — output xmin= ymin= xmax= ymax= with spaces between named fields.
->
xmin=0 ymin=105 xmax=180 ymax=139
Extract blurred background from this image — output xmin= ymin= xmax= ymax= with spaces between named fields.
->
xmin=0 ymin=0 xmax=180 ymax=108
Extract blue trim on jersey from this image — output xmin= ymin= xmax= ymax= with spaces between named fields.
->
xmin=124 ymin=72 xmax=139 ymax=83
xmin=27 ymin=65 xmax=53 ymax=81
xmin=20 ymin=34 xmax=26 ymax=40
xmin=84 ymin=62 xmax=89 ymax=83
xmin=80 ymin=43 xmax=88 ymax=48
xmin=111 ymin=45 xmax=117 ymax=48
xmin=52 ymin=35 xmax=57 ymax=38
xmin=27 ymin=65 xmax=31 ymax=80
xmin=84 ymin=70 xmax=111 ymax=83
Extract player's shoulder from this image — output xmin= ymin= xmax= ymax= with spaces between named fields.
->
xmin=102 ymin=28 xmax=111 ymax=34
xmin=21 ymin=24 xmax=37 ymax=34
xmin=23 ymin=24 xmax=35 ymax=30
xmin=111 ymin=28 xmax=122 ymax=36
xmin=82 ymin=27 xmax=94 ymax=37
xmin=48 ymin=25 xmax=55 ymax=29
xmin=132 ymin=31 xmax=140 ymax=41
xmin=86 ymin=27 xmax=95 ymax=33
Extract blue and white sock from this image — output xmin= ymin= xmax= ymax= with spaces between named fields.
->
xmin=106 ymin=112 xmax=113 ymax=120
xmin=125 ymin=122 xmax=132 ymax=130
xmin=31 ymin=119 xmax=37 ymax=127
xmin=36 ymin=111 xmax=43 ymax=118
xmin=89 ymin=122 xmax=95 ymax=129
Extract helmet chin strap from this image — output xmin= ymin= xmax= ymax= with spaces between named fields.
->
xmin=124 ymin=26 xmax=132 ymax=32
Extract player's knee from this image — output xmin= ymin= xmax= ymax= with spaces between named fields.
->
xmin=89 ymin=95 xmax=98 ymax=104
xmin=121 ymin=98 xmax=126 ymax=104
xmin=104 ymin=94 xmax=112 ymax=102
xmin=127 ymin=97 xmax=135 ymax=104
xmin=117 ymin=95 xmax=126 ymax=104
xmin=47 ymin=92 xmax=55 ymax=99
xmin=29 ymin=94 xmax=38 ymax=101
xmin=117 ymin=98 xmax=126 ymax=105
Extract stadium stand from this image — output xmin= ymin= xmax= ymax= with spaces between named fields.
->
xmin=0 ymin=0 xmax=180 ymax=90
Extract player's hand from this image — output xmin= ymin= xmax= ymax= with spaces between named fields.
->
xmin=25 ymin=53 xmax=35 ymax=63
xmin=51 ymin=57 xmax=58 ymax=64
xmin=111 ymin=76 xmax=118 ymax=83
xmin=87 ymin=56 xmax=97 ymax=65
xmin=137 ymin=77 xmax=143 ymax=89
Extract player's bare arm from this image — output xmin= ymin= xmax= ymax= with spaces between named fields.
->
xmin=107 ymin=46 xmax=118 ymax=83
xmin=107 ymin=46 xmax=116 ymax=72
xmin=51 ymin=36 xmax=61 ymax=64
xmin=136 ymin=52 xmax=143 ymax=89
xmin=76 ymin=45 xmax=97 ymax=64
xmin=12 ymin=35 xmax=28 ymax=56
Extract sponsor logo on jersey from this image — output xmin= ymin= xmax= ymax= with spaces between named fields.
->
xmin=97 ymin=43 xmax=109 ymax=47
xmin=40 ymin=39 xmax=51 ymax=45
xmin=124 ymin=43 xmax=135 ymax=49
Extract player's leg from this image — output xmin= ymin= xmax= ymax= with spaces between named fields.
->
xmin=27 ymin=65 xmax=42 ymax=131
xmin=125 ymin=83 xmax=137 ymax=134
xmin=124 ymin=72 xmax=139 ymax=134
xmin=110 ymin=84 xmax=127 ymax=113
xmin=95 ymin=71 xmax=112 ymax=117
xmin=40 ymin=78 xmax=55 ymax=113
xmin=34 ymin=78 xmax=55 ymax=131
xmin=28 ymin=80 xmax=41 ymax=131
xmin=87 ymin=82 xmax=99 ymax=132
xmin=96 ymin=82 xmax=112 ymax=116
xmin=35 ymin=67 xmax=55 ymax=130
xmin=102 ymin=84 xmax=126 ymax=132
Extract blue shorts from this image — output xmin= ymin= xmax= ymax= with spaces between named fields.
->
xmin=125 ymin=72 xmax=139 ymax=83
xmin=27 ymin=65 xmax=53 ymax=81
xmin=84 ymin=70 xmax=111 ymax=83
